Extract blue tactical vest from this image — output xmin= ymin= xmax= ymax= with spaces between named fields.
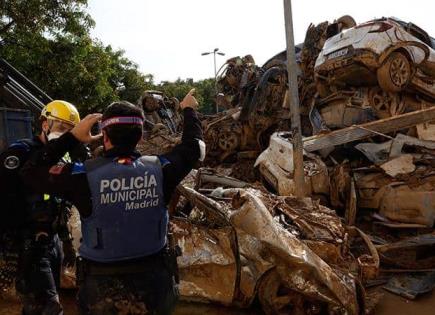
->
xmin=81 ymin=155 xmax=168 ymax=262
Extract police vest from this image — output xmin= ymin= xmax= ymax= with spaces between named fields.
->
xmin=81 ymin=155 xmax=168 ymax=262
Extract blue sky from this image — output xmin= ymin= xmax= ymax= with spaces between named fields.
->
xmin=88 ymin=0 xmax=435 ymax=82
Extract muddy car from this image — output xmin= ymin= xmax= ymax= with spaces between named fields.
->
xmin=315 ymin=17 xmax=435 ymax=100
xmin=137 ymin=90 xmax=182 ymax=134
xmin=170 ymin=170 xmax=373 ymax=315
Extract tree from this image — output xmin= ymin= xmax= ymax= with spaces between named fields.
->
xmin=0 ymin=0 xmax=93 ymax=40
xmin=155 ymin=78 xmax=216 ymax=114
xmin=0 ymin=0 xmax=216 ymax=115
xmin=0 ymin=33 xmax=151 ymax=113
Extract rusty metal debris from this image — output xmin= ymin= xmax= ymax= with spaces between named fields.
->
xmin=138 ymin=90 xmax=182 ymax=134
xmin=130 ymin=14 xmax=435 ymax=311
xmin=171 ymin=169 xmax=367 ymax=314
xmin=383 ymin=272 xmax=435 ymax=300
xmin=176 ymin=15 xmax=435 ymax=309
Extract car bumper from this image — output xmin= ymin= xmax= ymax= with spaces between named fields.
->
xmin=315 ymin=48 xmax=380 ymax=85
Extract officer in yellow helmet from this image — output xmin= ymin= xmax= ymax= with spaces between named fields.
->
xmin=40 ymin=100 xmax=81 ymax=141
xmin=0 ymin=100 xmax=82 ymax=315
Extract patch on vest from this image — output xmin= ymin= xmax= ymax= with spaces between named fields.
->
xmin=49 ymin=164 xmax=66 ymax=175
xmin=3 ymin=155 xmax=20 ymax=169
xmin=99 ymin=174 xmax=160 ymax=211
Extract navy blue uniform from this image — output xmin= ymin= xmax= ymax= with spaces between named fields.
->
xmin=20 ymin=108 xmax=203 ymax=315
xmin=0 ymin=138 xmax=67 ymax=315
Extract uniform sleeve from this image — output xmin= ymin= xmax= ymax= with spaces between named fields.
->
xmin=0 ymin=146 xmax=30 ymax=228
xmin=160 ymin=108 xmax=204 ymax=204
xmin=19 ymin=133 xmax=93 ymax=218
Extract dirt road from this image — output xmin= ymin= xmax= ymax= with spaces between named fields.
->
xmin=1 ymin=290 xmax=434 ymax=315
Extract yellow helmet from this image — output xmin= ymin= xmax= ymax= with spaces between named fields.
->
xmin=41 ymin=100 xmax=80 ymax=126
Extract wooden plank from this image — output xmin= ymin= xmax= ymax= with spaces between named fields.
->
xmin=303 ymin=106 xmax=435 ymax=152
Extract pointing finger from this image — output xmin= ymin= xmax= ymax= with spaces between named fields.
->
xmin=187 ymin=88 xmax=196 ymax=97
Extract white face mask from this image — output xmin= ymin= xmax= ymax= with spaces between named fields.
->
xmin=47 ymin=131 xmax=64 ymax=141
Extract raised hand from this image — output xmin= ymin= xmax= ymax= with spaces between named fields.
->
xmin=70 ymin=113 xmax=103 ymax=143
xmin=180 ymin=88 xmax=199 ymax=110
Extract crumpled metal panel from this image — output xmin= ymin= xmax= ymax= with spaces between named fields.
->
xmin=171 ymin=218 xmax=237 ymax=306
xmin=228 ymin=189 xmax=361 ymax=314
xmin=356 ymin=171 xmax=435 ymax=226
xmin=384 ymin=272 xmax=435 ymax=299
xmin=255 ymin=132 xmax=330 ymax=197
xmin=236 ymin=231 xmax=275 ymax=307
xmin=377 ymin=234 xmax=435 ymax=269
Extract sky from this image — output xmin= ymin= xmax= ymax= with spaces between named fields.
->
xmin=88 ymin=0 xmax=435 ymax=82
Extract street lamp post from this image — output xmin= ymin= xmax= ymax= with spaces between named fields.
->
xmin=283 ymin=0 xmax=305 ymax=198
xmin=201 ymin=48 xmax=225 ymax=113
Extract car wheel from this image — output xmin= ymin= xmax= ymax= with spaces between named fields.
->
xmin=257 ymin=269 xmax=324 ymax=315
xmin=377 ymin=52 xmax=412 ymax=93
xmin=369 ymin=87 xmax=405 ymax=118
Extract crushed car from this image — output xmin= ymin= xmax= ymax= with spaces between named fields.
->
xmin=170 ymin=169 xmax=372 ymax=315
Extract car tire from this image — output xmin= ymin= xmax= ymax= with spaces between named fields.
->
xmin=377 ymin=52 xmax=412 ymax=93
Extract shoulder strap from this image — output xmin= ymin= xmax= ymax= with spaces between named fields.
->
xmin=139 ymin=155 xmax=162 ymax=167
xmin=84 ymin=157 xmax=112 ymax=172
xmin=8 ymin=138 xmax=40 ymax=152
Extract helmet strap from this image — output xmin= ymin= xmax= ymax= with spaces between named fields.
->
xmin=42 ymin=119 xmax=55 ymax=143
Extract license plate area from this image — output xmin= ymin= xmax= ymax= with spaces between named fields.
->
xmin=328 ymin=48 xmax=349 ymax=60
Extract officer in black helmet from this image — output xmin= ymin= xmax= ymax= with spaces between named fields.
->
xmin=20 ymin=89 xmax=204 ymax=315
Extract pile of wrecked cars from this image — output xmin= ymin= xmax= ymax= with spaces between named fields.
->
xmin=173 ymin=15 xmax=435 ymax=314
xmin=1 ymin=15 xmax=434 ymax=315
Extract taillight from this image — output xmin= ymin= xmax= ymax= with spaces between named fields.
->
xmin=355 ymin=21 xmax=393 ymax=33
xmin=368 ymin=22 xmax=393 ymax=33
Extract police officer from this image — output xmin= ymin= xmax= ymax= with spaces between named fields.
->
xmin=20 ymin=89 xmax=204 ymax=315
xmin=0 ymin=100 xmax=82 ymax=315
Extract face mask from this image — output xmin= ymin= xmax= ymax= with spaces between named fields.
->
xmin=47 ymin=131 xmax=64 ymax=141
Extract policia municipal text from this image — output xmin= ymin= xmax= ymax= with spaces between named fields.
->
xmin=20 ymin=90 xmax=204 ymax=315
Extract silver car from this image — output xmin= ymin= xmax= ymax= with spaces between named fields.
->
xmin=315 ymin=17 xmax=435 ymax=100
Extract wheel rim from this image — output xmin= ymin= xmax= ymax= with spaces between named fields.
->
xmin=390 ymin=57 xmax=410 ymax=87
xmin=370 ymin=88 xmax=403 ymax=118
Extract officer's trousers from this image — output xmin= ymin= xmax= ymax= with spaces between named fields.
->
xmin=15 ymin=235 xmax=63 ymax=315
xmin=77 ymin=253 xmax=179 ymax=315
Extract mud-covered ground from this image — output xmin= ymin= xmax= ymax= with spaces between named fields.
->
xmin=1 ymin=290 xmax=434 ymax=315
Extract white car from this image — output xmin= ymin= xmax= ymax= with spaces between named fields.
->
xmin=315 ymin=17 xmax=435 ymax=100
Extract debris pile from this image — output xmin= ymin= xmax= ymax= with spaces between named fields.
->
xmin=166 ymin=15 xmax=435 ymax=313
xmin=1 ymin=15 xmax=435 ymax=315
xmin=171 ymin=169 xmax=368 ymax=314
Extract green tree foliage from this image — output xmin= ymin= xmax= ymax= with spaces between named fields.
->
xmin=0 ymin=0 xmax=93 ymax=39
xmin=0 ymin=33 xmax=150 ymax=113
xmin=156 ymin=78 xmax=216 ymax=114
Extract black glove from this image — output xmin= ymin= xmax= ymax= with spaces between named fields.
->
xmin=62 ymin=240 xmax=76 ymax=268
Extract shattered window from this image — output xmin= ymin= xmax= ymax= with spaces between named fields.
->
xmin=406 ymin=23 xmax=432 ymax=47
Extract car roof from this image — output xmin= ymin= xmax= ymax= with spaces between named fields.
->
xmin=387 ymin=17 xmax=434 ymax=48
